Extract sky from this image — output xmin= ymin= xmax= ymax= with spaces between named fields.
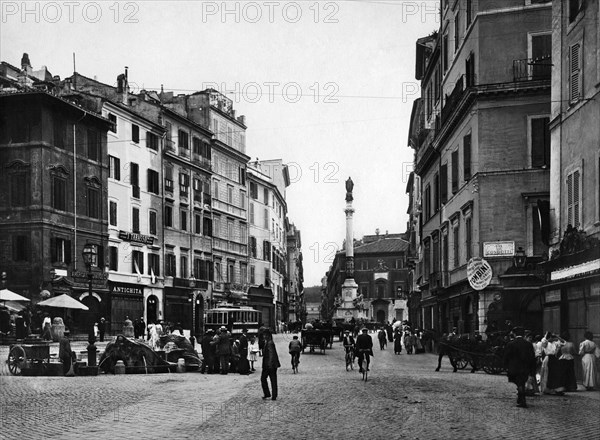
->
xmin=1 ymin=0 xmax=440 ymax=287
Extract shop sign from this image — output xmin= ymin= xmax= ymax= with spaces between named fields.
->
xmin=118 ymin=230 xmax=154 ymax=246
xmin=467 ymin=257 xmax=493 ymax=291
xmin=483 ymin=241 xmax=515 ymax=257
xmin=550 ymin=258 xmax=600 ymax=281
xmin=111 ymin=283 xmax=144 ymax=297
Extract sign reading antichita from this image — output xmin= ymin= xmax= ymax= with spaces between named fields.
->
xmin=467 ymin=257 xmax=493 ymax=290
xmin=118 ymin=230 xmax=154 ymax=245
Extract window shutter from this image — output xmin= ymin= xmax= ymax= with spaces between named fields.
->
xmin=97 ymin=245 xmax=104 ymax=268
xmin=573 ymin=170 xmax=580 ymax=227
xmin=50 ymin=237 xmax=57 ymax=263
xmin=567 ymin=173 xmax=573 ymax=226
xmin=570 ymin=43 xmax=581 ymax=103
xmin=451 ymin=151 xmax=459 ymax=193
xmin=531 ymin=118 xmax=546 ymax=167
xmin=463 ymin=134 xmax=471 ymax=179
xmin=440 ymin=164 xmax=448 ymax=203
xmin=65 ymin=240 xmax=72 ymax=264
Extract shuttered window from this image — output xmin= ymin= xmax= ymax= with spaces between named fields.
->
xmin=570 ymin=43 xmax=582 ymax=103
xmin=463 ymin=134 xmax=471 ymax=180
xmin=440 ymin=164 xmax=448 ymax=204
xmin=566 ymin=170 xmax=581 ymax=228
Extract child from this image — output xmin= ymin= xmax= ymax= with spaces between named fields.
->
xmin=247 ymin=335 xmax=259 ymax=372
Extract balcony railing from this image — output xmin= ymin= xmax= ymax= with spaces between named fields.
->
xmin=441 ymin=75 xmax=464 ymax=124
xmin=193 ymin=154 xmax=211 ymax=170
xmin=513 ymin=56 xmax=552 ymax=82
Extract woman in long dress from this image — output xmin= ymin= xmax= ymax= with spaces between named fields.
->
xmin=579 ymin=331 xmax=598 ymax=391
xmin=541 ymin=332 xmax=565 ymax=395
xmin=558 ymin=331 xmax=577 ymax=392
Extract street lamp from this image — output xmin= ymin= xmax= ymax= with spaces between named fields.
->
xmin=514 ymin=247 xmax=527 ymax=269
xmin=82 ymin=243 xmax=98 ymax=366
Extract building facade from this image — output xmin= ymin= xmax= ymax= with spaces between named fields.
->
xmin=0 ymin=77 xmax=110 ymax=333
xmin=540 ymin=0 xmax=600 ymax=343
xmin=409 ymin=1 xmax=552 ymax=336
xmin=286 ymin=223 xmax=304 ymax=322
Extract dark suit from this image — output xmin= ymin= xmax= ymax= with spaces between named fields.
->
xmin=355 ymin=333 xmax=373 ymax=371
xmin=261 ymin=339 xmax=280 ymax=399
xmin=503 ymin=336 xmax=536 ymax=407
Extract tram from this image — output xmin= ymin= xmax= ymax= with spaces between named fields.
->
xmin=204 ymin=303 xmax=262 ymax=336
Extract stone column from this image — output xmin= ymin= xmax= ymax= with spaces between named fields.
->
xmin=337 ymin=178 xmax=359 ymax=321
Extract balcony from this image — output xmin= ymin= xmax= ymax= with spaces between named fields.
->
xmin=441 ymin=75 xmax=465 ymax=124
xmin=192 ymin=154 xmax=211 ymax=170
xmin=513 ymin=56 xmax=552 ymax=82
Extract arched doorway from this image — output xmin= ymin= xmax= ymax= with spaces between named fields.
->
xmin=376 ymin=309 xmax=386 ymax=323
xmin=77 ymin=292 xmax=101 ymax=334
xmin=147 ymin=295 xmax=158 ymax=324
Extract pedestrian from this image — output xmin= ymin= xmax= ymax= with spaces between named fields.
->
xmin=261 ymin=329 xmax=280 ymax=401
xmin=579 ymin=331 xmax=599 ymax=391
xmin=200 ymin=330 xmax=215 ymax=374
xmin=378 ymin=328 xmax=387 ymax=350
xmin=558 ymin=331 xmax=577 ymax=392
xmin=237 ymin=328 xmax=251 ymax=375
xmin=42 ymin=313 xmax=52 ymax=341
xmin=98 ymin=317 xmax=106 ymax=342
xmin=503 ymin=327 xmax=537 ymax=408
xmin=217 ymin=326 xmax=231 ymax=375
xmin=393 ymin=329 xmax=402 ymax=355
xmin=540 ymin=332 xmax=565 ymax=395
xmin=403 ymin=330 xmax=413 ymax=354
xmin=139 ymin=317 xmax=146 ymax=339
xmin=356 ymin=327 xmax=374 ymax=373
xmin=93 ymin=322 xmax=99 ymax=340
xmin=230 ymin=339 xmax=241 ymax=373
xmin=248 ymin=335 xmax=259 ymax=372
xmin=524 ymin=332 xmax=540 ymax=395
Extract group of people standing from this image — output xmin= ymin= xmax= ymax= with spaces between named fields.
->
xmin=504 ymin=327 xmax=599 ymax=408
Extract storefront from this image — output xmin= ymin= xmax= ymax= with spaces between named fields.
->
xmin=108 ymin=282 xmax=144 ymax=334
xmin=164 ymin=287 xmax=193 ymax=331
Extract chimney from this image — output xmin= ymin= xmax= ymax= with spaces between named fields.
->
xmin=117 ymin=67 xmax=129 ymax=105
xmin=238 ymin=115 xmax=246 ymax=125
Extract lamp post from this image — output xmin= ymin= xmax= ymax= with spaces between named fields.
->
xmin=82 ymin=243 xmax=98 ymax=367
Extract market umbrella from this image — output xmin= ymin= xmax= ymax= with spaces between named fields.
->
xmin=37 ymin=294 xmax=89 ymax=310
xmin=0 ymin=288 xmax=30 ymax=303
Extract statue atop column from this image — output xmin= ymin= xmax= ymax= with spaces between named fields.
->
xmin=345 ymin=177 xmax=354 ymax=202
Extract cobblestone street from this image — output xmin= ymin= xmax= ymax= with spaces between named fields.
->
xmin=1 ymin=334 xmax=599 ymax=440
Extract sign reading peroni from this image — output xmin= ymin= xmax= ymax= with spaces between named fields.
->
xmin=467 ymin=257 xmax=493 ymax=290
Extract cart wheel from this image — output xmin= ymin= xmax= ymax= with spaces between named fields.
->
xmin=8 ymin=345 xmax=27 ymax=376
xmin=455 ymin=357 xmax=468 ymax=370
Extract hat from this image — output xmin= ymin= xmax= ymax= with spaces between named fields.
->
xmin=220 ymin=326 xmax=227 ymax=331
xmin=344 ymin=329 xmax=350 ymax=333
xmin=512 ymin=326 xmax=525 ymax=337
xmin=361 ymin=328 xmax=368 ymax=332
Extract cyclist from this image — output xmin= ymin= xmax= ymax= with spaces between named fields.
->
xmin=288 ymin=335 xmax=302 ymax=370
xmin=356 ymin=327 xmax=373 ymax=373
xmin=342 ymin=330 xmax=356 ymax=363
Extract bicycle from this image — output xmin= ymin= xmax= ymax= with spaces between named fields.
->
xmin=357 ymin=349 xmax=370 ymax=382
xmin=345 ymin=346 xmax=354 ymax=371
xmin=291 ymin=351 xmax=300 ymax=374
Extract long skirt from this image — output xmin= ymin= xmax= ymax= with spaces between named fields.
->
xmin=546 ymin=355 xmax=562 ymax=390
xmin=559 ymin=359 xmax=577 ymax=391
xmin=394 ymin=338 xmax=402 ymax=353
xmin=581 ymin=353 xmax=597 ymax=388
xmin=539 ymin=356 xmax=549 ymax=393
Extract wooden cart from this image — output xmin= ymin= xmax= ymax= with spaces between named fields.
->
xmin=7 ymin=343 xmax=51 ymax=376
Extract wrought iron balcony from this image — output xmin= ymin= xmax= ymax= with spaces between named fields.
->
xmin=513 ymin=56 xmax=552 ymax=82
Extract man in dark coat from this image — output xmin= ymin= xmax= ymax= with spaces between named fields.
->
xmin=216 ymin=326 xmax=232 ymax=375
xmin=237 ymin=328 xmax=250 ymax=375
xmin=355 ymin=328 xmax=373 ymax=373
xmin=200 ymin=330 xmax=215 ymax=374
xmin=261 ymin=330 xmax=280 ymax=400
xmin=98 ymin=318 xmax=106 ymax=342
xmin=503 ymin=327 xmax=537 ymax=408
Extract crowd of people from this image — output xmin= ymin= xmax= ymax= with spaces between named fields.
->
xmin=502 ymin=327 xmax=598 ymax=408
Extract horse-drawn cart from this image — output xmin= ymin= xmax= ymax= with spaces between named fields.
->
xmin=6 ymin=343 xmax=52 ymax=375
xmin=301 ymin=329 xmax=331 ymax=354
xmin=442 ymin=337 xmax=507 ymax=375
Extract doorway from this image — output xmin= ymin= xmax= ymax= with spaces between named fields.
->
xmin=147 ymin=295 xmax=158 ymax=324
